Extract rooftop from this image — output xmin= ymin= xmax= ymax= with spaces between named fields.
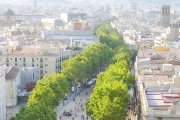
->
xmin=146 ymin=92 xmax=180 ymax=108
xmin=5 ymin=66 xmax=20 ymax=80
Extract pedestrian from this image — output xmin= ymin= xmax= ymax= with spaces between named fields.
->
xmin=81 ymin=115 xmax=85 ymax=120
xmin=73 ymin=97 xmax=75 ymax=101
xmin=72 ymin=117 xmax=74 ymax=120
xmin=75 ymin=112 xmax=77 ymax=117
xmin=70 ymin=109 xmax=72 ymax=113
xmin=59 ymin=116 xmax=62 ymax=120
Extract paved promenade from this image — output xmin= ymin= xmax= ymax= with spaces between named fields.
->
xmin=56 ymin=88 xmax=92 ymax=120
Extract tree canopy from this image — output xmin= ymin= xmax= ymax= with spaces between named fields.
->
xmin=86 ymin=23 xmax=134 ymax=120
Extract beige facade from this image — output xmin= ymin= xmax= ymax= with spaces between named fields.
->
xmin=2 ymin=46 xmax=79 ymax=78
xmin=167 ymin=23 xmax=180 ymax=41
xmin=135 ymin=39 xmax=154 ymax=50
xmin=0 ymin=57 xmax=6 ymax=120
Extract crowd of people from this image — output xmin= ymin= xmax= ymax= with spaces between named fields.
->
xmin=58 ymin=88 xmax=92 ymax=120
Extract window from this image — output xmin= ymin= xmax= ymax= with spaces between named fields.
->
xmin=15 ymin=58 xmax=17 ymax=62
xmin=23 ymin=58 xmax=26 ymax=62
xmin=32 ymin=63 xmax=34 ymax=67
xmin=32 ymin=58 xmax=34 ymax=62
xmin=15 ymin=63 xmax=17 ymax=66
xmin=40 ymin=64 xmax=43 ymax=68
xmin=6 ymin=58 xmax=9 ymax=62
xmin=40 ymin=70 xmax=43 ymax=74
xmin=6 ymin=63 xmax=9 ymax=66
xmin=157 ymin=117 xmax=162 ymax=120
xmin=20 ymin=58 xmax=21 ymax=60
xmin=37 ymin=58 xmax=38 ymax=60
xmin=23 ymin=63 xmax=26 ymax=66
xmin=33 ymin=73 xmax=35 ymax=80
xmin=40 ymin=58 xmax=43 ymax=62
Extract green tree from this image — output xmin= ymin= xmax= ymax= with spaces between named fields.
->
xmin=11 ymin=103 xmax=56 ymax=120
xmin=87 ymin=81 xmax=130 ymax=120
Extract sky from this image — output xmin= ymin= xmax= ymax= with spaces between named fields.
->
xmin=0 ymin=0 xmax=179 ymax=8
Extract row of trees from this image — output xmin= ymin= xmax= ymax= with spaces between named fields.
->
xmin=11 ymin=74 xmax=70 ymax=120
xmin=61 ymin=42 xmax=113 ymax=83
xmin=11 ymin=23 xmax=133 ymax=120
xmin=11 ymin=23 xmax=119 ymax=120
xmin=86 ymin=23 xmax=134 ymax=120
xmin=96 ymin=23 xmax=121 ymax=48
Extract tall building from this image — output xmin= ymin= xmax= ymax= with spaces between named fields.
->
xmin=0 ymin=57 xmax=6 ymax=120
xmin=161 ymin=5 xmax=170 ymax=27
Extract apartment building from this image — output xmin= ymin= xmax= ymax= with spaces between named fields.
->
xmin=41 ymin=18 xmax=64 ymax=30
xmin=1 ymin=45 xmax=79 ymax=78
xmin=0 ymin=57 xmax=6 ymax=120
xmin=122 ymin=30 xmax=154 ymax=50
xmin=135 ymin=47 xmax=180 ymax=120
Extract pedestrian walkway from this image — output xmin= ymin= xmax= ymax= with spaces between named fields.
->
xmin=56 ymin=88 xmax=92 ymax=120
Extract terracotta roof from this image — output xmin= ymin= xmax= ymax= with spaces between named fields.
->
xmin=5 ymin=66 xmax=20 ymax=80
xmin=4 ymin=9 xmax=15 ymax=16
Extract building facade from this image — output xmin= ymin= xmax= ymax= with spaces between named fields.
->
xmin=0 ymin=57 xmax=6 ymax=120
xmin=167 ymin=22 xmax=180 ymax=42
xmin=2 ymin=46 xmax=79 ymax=78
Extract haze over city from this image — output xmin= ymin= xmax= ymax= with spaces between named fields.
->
xmin=0 ymin=0 xmax=180 ymax=120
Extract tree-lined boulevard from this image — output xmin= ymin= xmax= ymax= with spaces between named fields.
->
xmin=11 ymin=23 xmax=134 ymax=120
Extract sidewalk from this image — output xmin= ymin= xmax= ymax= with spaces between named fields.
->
xmin=56 ymin=88 xmax=92 ymax=120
